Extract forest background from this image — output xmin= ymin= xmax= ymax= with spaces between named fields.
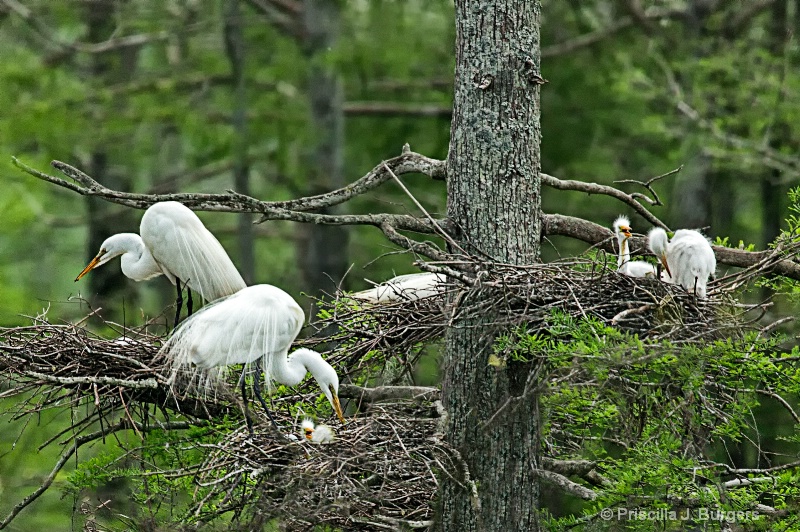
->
xmin=1 ymin=0 xmax=800 ymax=529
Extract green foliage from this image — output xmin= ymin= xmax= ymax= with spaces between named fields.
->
xmin=497 ymin=312 xmax=800 ymax=529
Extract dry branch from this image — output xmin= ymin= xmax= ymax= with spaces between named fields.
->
xmin=13 ymin=154 xmax=800 ymax=280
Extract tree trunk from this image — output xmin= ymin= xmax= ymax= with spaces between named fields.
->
xmin=300 ymin=0 xmax=349 ymax=320
xmin=438 ymin=2 xmax=543 ymax=530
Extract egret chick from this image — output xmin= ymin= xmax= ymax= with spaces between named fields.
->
xmin=648 ymin=227 xmax=716 ymax=298
xmin=612 ymin=216 xmax=658 ymax=278
xmin=301 ymin=418 xmax=336 ymax=444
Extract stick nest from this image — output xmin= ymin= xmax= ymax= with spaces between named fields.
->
xmin=0 ymin=257 xmax=767 ymax=530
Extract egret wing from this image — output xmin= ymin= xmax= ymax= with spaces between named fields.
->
xmin=162 ymin=285 xmax=305 ymax=380
xmin=141 ymin=202 xmax=246 ymax=302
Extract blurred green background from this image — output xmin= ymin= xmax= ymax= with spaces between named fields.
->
xmin=1 ymin=0 xmax=800 ymax=528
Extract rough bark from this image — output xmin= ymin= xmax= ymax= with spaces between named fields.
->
xmin=438 ymin=2 xmax=543 ymax=530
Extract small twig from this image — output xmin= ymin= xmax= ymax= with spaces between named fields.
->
xmin=119 ymin=387 xmax=143 ymax=439
xmin=613 ymin=165 xmax=682 ymax=206
xmin=384 ymin=162 xmax=465 ymax=255
xmin=24 ymin=371 xmax=159 ymax=389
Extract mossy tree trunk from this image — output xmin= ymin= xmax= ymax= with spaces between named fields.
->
xmin=438 ymin=1 xmax=543 ymax=530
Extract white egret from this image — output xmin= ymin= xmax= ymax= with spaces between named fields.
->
xmin=351 ymin=272 xmax=445 ymax=302
xmin=648 ymin=227 xmax=716 ymax=298
xmin=75 ymin=201 xmax=246 ymax=324
xmin=612 ymin=216 xmax=658 ymax=278
xmin=161 ymin=284 xmax=345 ymax=427
xmin=301 ymin=418 xmax=335 ymax=444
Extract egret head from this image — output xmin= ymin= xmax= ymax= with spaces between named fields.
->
xmin=318 ymin=369 xmax=345 ymax=425
xmin=75 ymin=234 xmax=138 ymax=281
xmin=647 ymin=227 xmax=672 ymax=277
xmin=296 ymin=348 xmax=345 ymax=424
xmin=301 ymin=418 xmax=316 ymax=440
xmin=612 ymin=215 xmax=632 ymax=241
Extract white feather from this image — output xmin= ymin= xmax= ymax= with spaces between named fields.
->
xmin=351 ymin=272 xmax=445 ymax=302
xmin=612 ymin=216 xmax=657 ymax=278
xmin=648 ymin=227 xmax=716 ymax=298
xmin=162 ymin=285 xmax=345 ymax=423
xmin=77 ymin=201 xmax=246 ymax=304
xmin=140 ymin=202 xmax=246 ymax=302
xmin=301 ymin=418 xmax=335 ymax=444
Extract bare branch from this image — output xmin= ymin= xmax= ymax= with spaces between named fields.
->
xmin=243 ymin=0 xmax=302 ymax=39
xmin=542 ymin=173 xmax=668 ymax=229
xmin=531 ymin=467 xmax=598 ymax=500
xmin=14 ymin=150 xmax=446 ymax=215
xmin=1 ymin=0 xmax=171 ymax=54
xmin=725 ymin=0 xmax=779 ymax=37
xmin=24 ymin=371 xmax=159 ymax=389
xmin=613 ymin=166 xmax=682 ymax=206
xmin=340 ymin=384 xmax=440 ymax=403
xmin=0 ymin=417 xmax=156 ymax=528
xmin=720 ymin=459 xmax=800 ymax=476
xmin=16 ymin=153 xmax=800 ymax=280
xmin=344 ymin=101 xmax=452 ymax=118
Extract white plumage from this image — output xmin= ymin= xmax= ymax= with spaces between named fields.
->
xmin=301 ymin=418 xmax=335 ymax=444
xmin=161 ymin=284 xmax=345 ymax=423
xmin=612 ymin=216 xmax=658 ymax=278
xmin=648 ymin=227 xmax=716 ymax=298
xmin=76 ymin=201 xmax=246 ymax=304
xmin=350 ymin=272 xmax=445 ymax=302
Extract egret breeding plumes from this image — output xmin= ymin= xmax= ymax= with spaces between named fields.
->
xmin=612 ymin=216 xmax=658 ymax=278
xmin=75 ymin=201 xmax=246 ymax=322
xmin=161 ymin=284 xmax=345 ymax=425
xmin=351 ymin=272 xmax=445 ymax=302
xmin=301 ymin=418 xmax=335 ymax=444
xmin=648 ymin=227 xmax=716 ymax=298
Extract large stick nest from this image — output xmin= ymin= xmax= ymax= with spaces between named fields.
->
xmin=0 ymin=257 xmax=770 ymax=530
xmin=321 ymin=257 xmax=760 ymax=381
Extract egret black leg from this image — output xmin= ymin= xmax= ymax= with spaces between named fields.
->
xmin=239 ymin=371 xmax=254 ymax=436
xmin=174 ymin=278 xmax=184 ymax=329
xmin=252 ymin=371 xmax=279 ymax=429
xmin=187 ymin=287 xmax=194 ymax=317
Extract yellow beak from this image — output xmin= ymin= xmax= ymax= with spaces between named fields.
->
xmin=75 ymin=254 xmax=102 ymax=282
xmin=658 ymin=254 xmax=672 ymax=277
xmin=330 ymin=386 xmax=345 ymax=424
xmin=620 ymin=226 xmax=632 ymax=239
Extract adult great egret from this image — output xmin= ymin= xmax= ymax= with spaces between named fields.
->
xmin=648 ymin=227 xmax=716 ymax=298
xmin=76 ymin=201 xmax=246 ymax=323
xmin=161 ymin=284 xmax=345 ymax=426
xmin=612 ymin=216 xmax=658 ymax=278
xmin=350 ymin=272 xmax=445 ymax=302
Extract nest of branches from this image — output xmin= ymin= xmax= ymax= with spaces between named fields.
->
xmin=189 ymin=400 xmax=447 ymax=531
xmin=0 ymin=255 xmax=776 ymax=530
xmin=319 ymin=256 xmax=762 ymax=380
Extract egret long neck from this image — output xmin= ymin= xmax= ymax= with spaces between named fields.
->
xmin=618 ymin=237 xmax=630 ymax=269
xmin=271 ymin=348 xmax=314 ymax=387
xmin=119 ymin=235 xmax=164 ymax=281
